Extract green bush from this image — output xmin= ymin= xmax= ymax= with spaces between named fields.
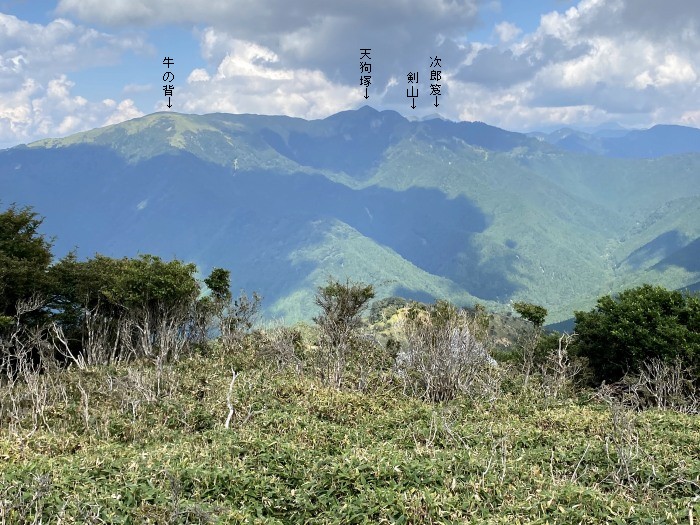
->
xmin=574 ymin=284 xmax=700 ymax=384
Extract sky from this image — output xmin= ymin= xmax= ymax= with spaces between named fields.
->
xmin=1 ymin=0 xmax=699 ymax=148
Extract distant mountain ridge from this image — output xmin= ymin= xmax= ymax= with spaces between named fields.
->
xmin=1 ymin=107 xmax=699 ymax=322
xmin=531 ymin=124 xmax=700 ymax=158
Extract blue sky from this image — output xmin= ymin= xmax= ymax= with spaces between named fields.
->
xmin=1 ymin=0 xmax=698 ymax=147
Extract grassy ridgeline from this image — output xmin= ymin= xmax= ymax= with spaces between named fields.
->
xmin=1 ymin=343 xmax=699 ymax=524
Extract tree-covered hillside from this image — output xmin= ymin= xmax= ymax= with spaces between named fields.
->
xmin=1 ymin=107 xmax=699 ymax=321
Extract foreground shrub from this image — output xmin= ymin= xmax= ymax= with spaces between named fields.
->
xmin=313 ymin=278 xmax=375 ymax=388
xmin=574 ymin=284 xmax=700 ymax=384
xmin=397 ymin=301 xmax=499 ymax=402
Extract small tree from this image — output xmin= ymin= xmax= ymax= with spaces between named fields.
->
xmin=192 ymin=268 xmax=232 ymax=346
xmin=0 ymin=205 xmax=55 ymax=377
xmin=218 ymin=290 xmax=261 ymax=357
xmin=113 ymin=255 xmax=200 ymax=363
xmin=512 ymin=302 xmax=548 ymax=386
xmin=0 ymin=205 xmax=53 ymax=326
xmin=49 ymin=253 xmax=128 ymax=363
xmin=512 ymin=302 xmax=547 ymax=328
xmin=204 ymin=268 xmax=232 ymax=305
xmin=313 ymin=278 xmax=374 ymax=387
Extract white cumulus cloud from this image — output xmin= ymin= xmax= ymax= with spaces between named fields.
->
xmin=448 ymin=0 xmax=700 ymax=129
xmin=0 ymin=12 xmax=147 ymax=147
xmin=174 ymin=30 xmax=362 ymax=118
xmin=0 ymin=74 xmax=144 ymax=145
xmin=494 ymin=21 xmax=522 ymax=43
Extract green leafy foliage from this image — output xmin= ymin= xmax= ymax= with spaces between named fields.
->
xmin=203 ymin=267 xmax=232 ymax=304
xmin=48 ymin=253 xmax=202 ymax=358
xmin=574 ymin=284 xmax=700 ymax=384
xmin=0 ymin=204 xmax=52 ymax=322
xmin=105 ymin=254 xmax=199 ymax=310
xmin=513 ymin=301 xmax=548 ymax=328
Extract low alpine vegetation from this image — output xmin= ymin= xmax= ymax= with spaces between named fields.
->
xmin=2 ymin=205 xmax=699 ymax=523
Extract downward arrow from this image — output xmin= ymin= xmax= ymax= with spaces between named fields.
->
xmin=364 ymin=88 xmax=369 ymax=99
xmin=411 ymin=99 xmax=416 ymax=109
xmin=434 ymin=96 xmax=439 ymax=108
xmin=167 ymin=96 xmax=172 ymax=108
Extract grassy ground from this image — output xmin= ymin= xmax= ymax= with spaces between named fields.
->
xmin=1 ymin=346 xmax=699 ymax=524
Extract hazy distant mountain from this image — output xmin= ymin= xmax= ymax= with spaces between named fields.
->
xmin=533 ymin=124 xmax=700 ymax=159
xmin=1 ymin=107 xmax=699 ymax=321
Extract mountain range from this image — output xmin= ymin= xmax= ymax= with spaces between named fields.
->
xmin=530 ymin=124 xmax=700 ymax=159
xmin=1 ymin=106 xmax=698 ymax=322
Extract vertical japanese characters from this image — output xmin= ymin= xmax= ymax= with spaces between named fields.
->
xmin=163 ymin=57 xmax=174 ymax=109
xmin=407 ymin=70 xmax=419 ymax=109
xmin=406 ymin=55 xmax=444 ymax=109
xmin=430 ymin=55 xmax=442 ymax=108
xmin=360 ymin=48 xmax=371 ymax=100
